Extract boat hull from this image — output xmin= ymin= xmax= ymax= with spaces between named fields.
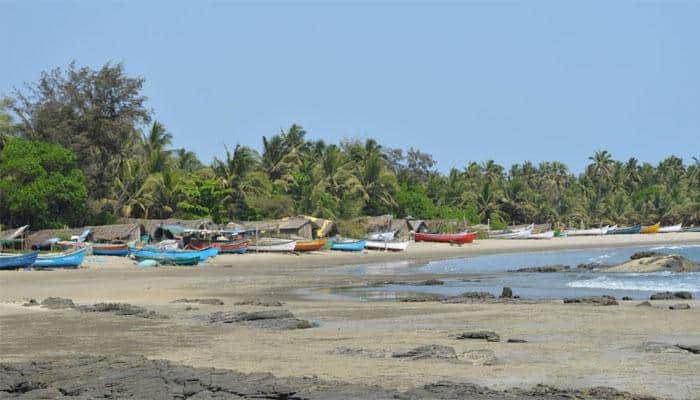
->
xmin=34 ymin=248 xmax=87 ymax=268
xmin=331 ymin=239 xmax=366 ymax=251
xmin=364 ymin=240 xmax=409 ymax=251
xmin=523 ymin=231 xmax=554 ymax=239
xmin=658 ymin=224 xmax=682 ymax=233
xmin=133 ymin=247 xmax=216 ymax=263
xmin=248 ymin=240 xmax=297 ymax=252
xmin=92 ymin=244 xmax=129 ymax=256
xmin=641 ymin=223 xmax=660 ymax=234
xmin=414 ymin=232 xmax=476 ymax=244
xmin=134 ymin=254 xmax=200 ymax=265
xmin=188 ymin=240 xmax=249 ymax=254
xmin=294 ymin=239 xmax=327 ymax=252
xmin=607 ymin=225 xmax=641 ymax=235
xmin=0 ymin=251 xmax=39 ymax=269
xmin=368 ymin=231 xmax=395 ymax=241
xmin=564 ymin=226 xmax=610 ymax=236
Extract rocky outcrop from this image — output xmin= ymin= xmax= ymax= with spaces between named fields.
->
xmin=172 ymin=298 xmax=225 ymax=306
xmin=563 ymin=296 xmax=618 ymax=306
xmin=392 ymin=345 xmax=458 ymax=360
xmin=500 ymin=287 xmax=513 ymax=298
xmin=606 ymin=254 xmax=699 ymax=273
xmin=507 ymin=338 xmax=528 ymax=343
xmin=76 ymin=303 xmax=166 ymax=319
xmin=649 ymin=291 xmax=693 ymax=300
xmin=40 ymin=297 xmax=75 ymax=309
xmin=669 ymin=303 xmax=690 ymax=310
xmin=454 ymin=331 xmax=501 ymax=342
xmin=234 ymin=299 xmax=284 ymax=307
xmin=208 ymin=310 xmax=314 ymax=330
xmin=630 ymin=251 xmax=663 ymax=260
xmin=441 ymin=292 xmax=496 ymax=304
xmin=510 ymin=265 xmax=570 ymax=273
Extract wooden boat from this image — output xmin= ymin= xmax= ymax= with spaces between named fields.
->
xmin=490 ymin=226 xmax=533 ymax=239
xmin=134 ymin=253 xmax=200 ymax=266
xmin=563 ymin=226 xmax=610 ymax=236
xmin=607 ymin=224 xmax=641 ymax=235
xmin=658 ymin=224 xmax=682 ymax=233
xmin=414 ymin=232 xmax=476 ymax=244
xmin=367 ymin=231 xmax=395 ymax=241
xmin=331 ymin=239 xmax=366 ymax=252
xmin=364 ymin=240 xmax=409 ymax=251
xmin=523 ymin=230 xmax=554 ymax=240
xmin=684 ymin=226 xmax=700 ymax=232
xmin=294 ymin=238 xmax=327 ymax=252
xmin=248 ymin=239 xmax=297 ymax=252
xmin=133 ymin=247 xmax=217 ymax=262
xmin=641 ymin=223 xmax=660 ymax=234
xmin=92 ymin=243 xmax=129 ymax=256
xmin=34 ymin=248 xmax=86 ymax=268
xmin=0 ymin=251 xmax=39 ymax=269
xmin=188 ymin=239 xmax=249 ymax=254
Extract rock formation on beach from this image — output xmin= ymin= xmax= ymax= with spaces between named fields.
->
xmin=605 ymin=253 xmax=699 ymax=273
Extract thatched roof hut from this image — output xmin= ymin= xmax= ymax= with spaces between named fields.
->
xmin=118 ymin=218 xmax=217 ymax=240
xmin=27 ymin=223 xmax=143 ymax=246
xmin=239 ymin=216 xmax=336 ymax=239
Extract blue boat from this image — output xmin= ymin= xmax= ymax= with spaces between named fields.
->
xmin=92 ymin=244 xmax=129 ymax=256
xmin=33 ymin=248 xmax=87 ymax=268
xmin=331 ymin=239 xmax=366 ymax=252
xmin=607 ymin=224 xmax=642 ymax=235
xmin=133 ymin=246 xmax=217 ymax=263
xmin=0 ymin=251 xmax=39 ymax=269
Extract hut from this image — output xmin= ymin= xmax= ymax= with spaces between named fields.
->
xmin=87 ymin=224 xmax=142 ymax=243
xmin=239 ymin=216 xmax=336 ymax=239
xmin=119 ymin=218 xmax=217 ymax=241
xmin=407 ymin=219 xmax=428 ymax=234
xmin=279 ymin=217 xmax=314 ymax=239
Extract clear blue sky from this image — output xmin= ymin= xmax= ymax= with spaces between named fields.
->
xmin=3 ymin=1 xmax=699 ymax=173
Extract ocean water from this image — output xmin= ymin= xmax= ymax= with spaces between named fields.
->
xmin=341 ymin=244 xmax=700 ymax=300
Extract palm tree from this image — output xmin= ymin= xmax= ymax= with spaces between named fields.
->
xmin=310 ymin=145 xmax=366 ymax=219
xmin=213 ymin=144 xmax=262 ymax=219
xmin=174 ymin=148 xmax=202 ymax=173
xmin=143 ymin=121 xmax=173 ymax=173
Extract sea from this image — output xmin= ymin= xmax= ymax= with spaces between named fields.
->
xmin=337 ymin=244 xmax=700 ymax=301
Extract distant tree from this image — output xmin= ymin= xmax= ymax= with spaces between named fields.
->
xmin=0 ymin=137 xmax=87 ymax=228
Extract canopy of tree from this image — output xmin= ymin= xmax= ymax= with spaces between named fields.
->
xmin=1 ymin=62 xmax=698 ymax=230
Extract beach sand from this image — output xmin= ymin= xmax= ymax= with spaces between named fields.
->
xmin=1 ymin=233 xmax=700 ymax=398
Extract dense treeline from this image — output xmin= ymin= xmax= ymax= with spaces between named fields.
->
xmin=1 ymin=62 xmax=698 ymax=230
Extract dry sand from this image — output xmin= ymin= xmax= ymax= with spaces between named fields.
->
xmin=1 ymin=233 xmax=700 ymax=398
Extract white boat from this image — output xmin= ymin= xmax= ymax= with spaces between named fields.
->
xmin=364 ymin=240 xmax=409 ymax=251
xmin=564 ymin=226 xmax=610 ymax=236
xmin=248 ymin=239 xmax=297 ymax=252
xmin=523 ymin=230 xmax=555 ymax=240
xmin=368 ymin=231 xmax=396 ymax=241
xmin=658 ymin=224 xmax=682 ymax=233
xmin=490 ymin=225 xmax=534 ymax=239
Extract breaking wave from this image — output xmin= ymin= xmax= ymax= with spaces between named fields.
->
xmin=567 ymin=273 xmax=700 ymax=292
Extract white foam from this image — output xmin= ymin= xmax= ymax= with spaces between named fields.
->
xmin=567 ymin=275 xmax=700 ymax=292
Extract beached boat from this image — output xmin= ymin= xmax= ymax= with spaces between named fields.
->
xmin=294 ymin=239 xmax=327 ymax=252
xmin=523 ymin=230 xmax=554 ymax=239
xmin=188 ymin=239 xmax=249 ymax=254
xmin=685 ymin=226 xmax=700 ymax=232
xmin=34 ymin=248 xmax=86 ymax=268
xmin=331 ymin=239 xmax=366 ymax=252
xmin=490 ymin=226 xmax=534 ymax=239
xmin=248 ymin=239 xmax=297 ymax=252
xmin=133 ymin=247 xmax=216 ymax=262
xmin=607 ymin=224 xmax=641 ymax=235
xmin=563 ymin=226 xmax=610 ymax=236
xmin=641 ymin=223 xmax=660 ymax=234
xmin=92 ymin=243 xmax=129 ymax=256
xmin=658 ymin=224 xmax=682 ymax=233
xmin=364 ymin=240 xmax=409 ymax=251
xmin=133 ymin=253 xmax=200 ymax=266
xmin=414 ymin=232 xmax=476 ymax=244
xmin=367 ymin=231 xmax=396 ymax=241
xmin=0 ymin=251 xmax=39 ymax=269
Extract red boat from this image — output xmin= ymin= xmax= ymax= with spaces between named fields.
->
xmin=414 ymin=232 xmax=476 ymax=244
xmin=187 ymin=239 xmax=249 ymax=254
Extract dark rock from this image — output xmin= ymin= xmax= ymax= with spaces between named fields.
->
xmin=172 ymin=298 xmax=224 ymax=305
xmin=510 ymin=264 xmax=570 ymax=273
xmin=636 ymin=301 xmax=653 ymax=307
xmin=185 ymin=306 xmax=199 ymax=311
xmin=454 ymin=331 xmax=500 ymax=342
xmin=669 ymin=303 xmax=690 ymax=310
xmin=441 ymin=292 xmax=496 ymax=304
xmin=630 ymin=251 xmax=662 ymax=260
xmin=208 ymin=309 xmax=314 ymax=330
xmin=77 ymin=302 xmax=166 ymax=319
xmin=621 ymin=296 xmax=632 ymax=301
xmin=392 ymin=345 xmax=458 ymax=360
xmin=576 ymin=262 xmax=607 ymax=270
xmin=234 ymin=299 xmax=284 ymax=307
xmin=421 ymin=279 xmax=445 ymax=286
xmin=650 ymin=291 xmax=693 ymax=300
xmin=500 ymin=287 xmax=513 ymax=298
xmin=399 ymin=293 xmax=447 ymax=302
xmin=676 ymin=344 xmax=700 ymax=354
xmin=507 ymin=338 xmax=528 ymax=343
xmin=637 ymin=341 xmax=687 ymax=353
xmin=331 ymin=347 xmax=388 ymax=358
xmin=22 ymin=299 xmax=38 ymax=307
xmin=40 ymin=297 xmax=75 ymax=309
xmin=563 ymin=295 xmax=618 ymax=306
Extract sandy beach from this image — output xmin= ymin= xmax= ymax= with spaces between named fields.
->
xmin=2 ymin=233 xmax=700 ymax=399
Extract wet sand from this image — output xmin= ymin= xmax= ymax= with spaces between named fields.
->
xmin=1 ymin=233 xmax=700 ymax=398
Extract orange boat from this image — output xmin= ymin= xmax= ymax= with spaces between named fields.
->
xmin=640 ymin=223 xmax=660 ymax=234
xmin=294 ymin=238 xmax=327 ymax=252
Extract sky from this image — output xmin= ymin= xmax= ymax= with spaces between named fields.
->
xmin=2 ymin=1 xmax=699 ymax=173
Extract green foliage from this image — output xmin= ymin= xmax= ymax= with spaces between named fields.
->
xmin=0 ymin=137 xmax=87 ymax=228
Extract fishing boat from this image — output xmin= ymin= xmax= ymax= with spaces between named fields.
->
xmin=523 ymin=230 xmax=555 ymax=239
xmin=641 ymin=223 xmax=660 ymax=234
xmin=367 ymin=231 xmax=396 ymax=241
xmin=188 ymin=239 xmax=249 ymax=254
xmin=34 ymin=248 xmax=86 ymax=268
xmin=0 ymin=251 xmax=39 ymax=270
xmin=364 ymin=240 xmax=409 ymax=251
xmin=658 ymin=224 xmax=683 ymax=233
xmin=489 ymin=226 xmax=534 ymax=239
xmin=563 ymin=226 xmax=610 ymax=236
xmin=133 ymin=247 xmax=216 ymax=263
xmin=331 ymin=239 xmax=366 ymax=252
xmin=248 ymin=239 xmax=297 ymax=252
xmin=685 ymin=226 xmax=700 ymax=232
xmin=92 ymin=243 xmax=129 ymax=256
xmin=134 ymin=253 xmax=200 ymax=266
xmin=607 ymin=224 xmax=641 ymax=235
xmin=294 ymin=238 xmax=327 ymax=252
xmin=414 ymin=232 xmax=476 ymax=244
